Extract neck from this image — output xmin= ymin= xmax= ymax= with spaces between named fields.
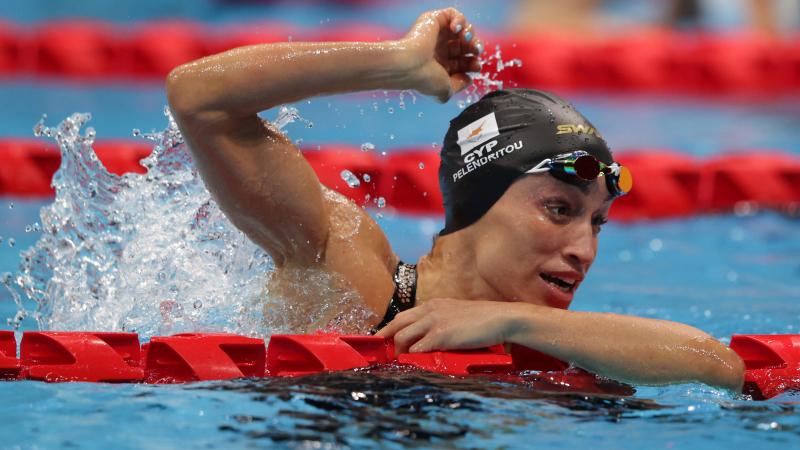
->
xmin=415 ymin=231 xmax=503 ymax=302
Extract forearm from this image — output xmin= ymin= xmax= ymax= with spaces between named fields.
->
xmin=507 ymin=304 xmax=744 ymax=391
xmin=166 ymin=40 xmax=414 ymax=117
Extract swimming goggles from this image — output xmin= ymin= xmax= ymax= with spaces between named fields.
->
xmin=526 ymin=150 xmax=633 ymax=198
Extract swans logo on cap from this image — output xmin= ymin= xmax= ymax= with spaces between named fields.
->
xmin=457 ymin=112 xmax=500 ymax=157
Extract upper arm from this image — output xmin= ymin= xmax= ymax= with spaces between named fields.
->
xmin=171 ymin=108 xmax=329 ymax=267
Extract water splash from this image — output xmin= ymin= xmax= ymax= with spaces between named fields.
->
xmin=460 ymin=43 xmax=523 ymax=107
xmin=340 ymin=169 xmax=361 ymax=188
xmin=5 ymin=106 xmax=372 ymax=337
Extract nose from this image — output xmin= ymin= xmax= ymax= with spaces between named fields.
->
xmin=562 ymin=222 xmax=597 ymax=271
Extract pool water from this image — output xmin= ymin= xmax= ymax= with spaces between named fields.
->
xmin=1 ymin=199 xmax=799 ymax=449
xmin=2 ymin=1 xmax=800 ymax=449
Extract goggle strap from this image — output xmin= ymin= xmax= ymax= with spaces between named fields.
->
xmin=525 ymin=158 xmax=552 ymax=174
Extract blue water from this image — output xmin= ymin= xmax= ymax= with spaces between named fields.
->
xmin=2 ymin=0 xmax=800 ymax=449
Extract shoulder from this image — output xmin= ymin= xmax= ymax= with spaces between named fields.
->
xmin=322 ymin=187 xmax=396 ymax=267
xmin=320 ymin=187 xmax=398 ymax=314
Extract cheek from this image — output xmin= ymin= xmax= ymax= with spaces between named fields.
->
xmin=476 ymin=214 xmax=549 ymax=279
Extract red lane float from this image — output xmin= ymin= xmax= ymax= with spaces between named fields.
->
xmin=0 ymin=331 xmax=799 ymax=399
xmin=20 ymin=332 xmax=143 ymax=382
xmin=0 ymin=330 xmax=19 ymax=380
xmin=143 ymin=333 xmax=266 ymax=383
xmin=611 ymin=151 xmax=702 ymax=220
xmin=700 ymin=152 xmax=800 ymax=213
xmin=730 ymin=334 xmax=800 ymax=400
xmin=267 ymin=334 xmax=391 ymax=376
xmin=1 ymin=139 xmax=798 ymax=220
xmin=0 ymin=19 xmax=799 ymax=94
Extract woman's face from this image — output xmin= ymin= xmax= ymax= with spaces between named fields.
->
xmin=469 ymin=173 xmax=614 ymax=309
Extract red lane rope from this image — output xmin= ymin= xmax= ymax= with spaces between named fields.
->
xmin=0 ymin=20 xmax=799 ymax=94
xmin=0 ymin=139 xmax=798 ymax=219
xmin=1 ymin=330 xmax=797 ymax=399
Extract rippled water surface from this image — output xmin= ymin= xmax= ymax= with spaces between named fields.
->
xmin=0 ymin=78 xmax=799 ymax=450
xmin=0 ymin=368 xmax=798 ymax=450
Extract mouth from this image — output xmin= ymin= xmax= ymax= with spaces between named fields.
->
xmin=539 ymin=272 xmax=579 ymax=293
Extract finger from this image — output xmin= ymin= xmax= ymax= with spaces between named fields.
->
xmin=450 ymin=73 xmax=473 ymax=94
xmin=472 ymin=38 xmax=484 ymax=57
xmin=447 ymin=39 xmax=461 ymax=59
xmin=461 ymin=23 xmax=474 ymax=45
xmin=409 ymin=332 xmax=442 ymax=353
xmin=449 ymin=9 xmax=466 ymax=35
xmin=374 ymin=307 xmax=424 ymax=338
xmin=393 ymin=317 xmax=434 ymax=355
xmin=457 ymin=57 xmax=482 ymax=74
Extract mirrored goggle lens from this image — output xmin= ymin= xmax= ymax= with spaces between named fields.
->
xmin=572 ymin=154 xmax=602 ymax=180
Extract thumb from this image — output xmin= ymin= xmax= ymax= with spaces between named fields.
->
xmin=450 ymin=73 xmax=473 ymax=95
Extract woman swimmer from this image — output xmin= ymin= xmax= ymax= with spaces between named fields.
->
xmin=166 ymin=8 xmax=744 ymax=391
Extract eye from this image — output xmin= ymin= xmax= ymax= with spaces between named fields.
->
xmin=543 ymin=200 xmax=572 ymax=222
xmin=592 ymin=215 xmax=609 ymax=234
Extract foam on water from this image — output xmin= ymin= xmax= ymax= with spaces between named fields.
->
xmin=3 ymin=107 xmax=373 ymax=338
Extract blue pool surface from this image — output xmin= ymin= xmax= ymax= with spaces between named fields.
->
xmin=2 ymin=0 xmax=800 ymax=449
xmin=1 ymin=198 xmax=799 ymax=449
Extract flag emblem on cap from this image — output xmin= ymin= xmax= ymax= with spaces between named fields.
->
xmin=457 ymin=112 xmax=500 ymax=156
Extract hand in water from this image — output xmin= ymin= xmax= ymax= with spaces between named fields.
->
xmin=401 ymin=8 xmax=483 ymax=103
xmin=376 ymin=298 xmax=519 ymax=355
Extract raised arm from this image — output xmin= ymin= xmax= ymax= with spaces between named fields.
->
xmin=378 ymin=299 xmax=745 ymax=391
xmin=165 ymin=8 xmax=481 ymax=266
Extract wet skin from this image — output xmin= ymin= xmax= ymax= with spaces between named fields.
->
xmin=166 ymin=7 xmax=744 ymax=390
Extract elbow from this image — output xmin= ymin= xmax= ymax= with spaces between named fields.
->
xmin=699 ymin=338 xmax=745 ymax=393
xmin=166 ymin=65 xmax=235 ymax=124
xmin=716 ymin=347 xmax=745 ymax=393
xmin=165 ymin=65 xmax=197 ymax=116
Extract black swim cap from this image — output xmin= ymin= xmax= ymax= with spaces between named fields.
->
xmin=438 ymin=88 xmax=613 ymax=235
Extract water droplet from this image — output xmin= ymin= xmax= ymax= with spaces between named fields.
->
xmin=8 ymin=203 xmax=14 ymax=210
xmin=8 ymin=238 xmax=15 ymax=248
xmin=33 ymin=115 xmax=49 ymax=137
xmin=376 ymin=197 xmax=386 ymax=208
xmin=387 ymin=107 xmax=394 ymax=114
xmin=431 ymin=143 xmax=439 ymax=148
xmin=380 ymin=151 xmax=387 ymax=156
xmin=360 ymin=142 xmax=375 ymax=152
xmin=193 ymin=299 xmax=203 ymax=309
xmin=340 ymin=169 xmax=361 ymax=188
xmin=362 ymin=174 xmax=371 ymax=183
xmin=649 ymin=239 xmax=663 ymax=252
xmin=417 ymin=112 xmax=424 ymax=118
xmin=418 ymin=162 xmax=425 ymax=169
xmin=306 ymin=122 xmax=314 ymax=128
xmin=388 ymin=134 xmax=395 ymax=141
xmin=25 ymin=225 xmax=32 ymax=233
